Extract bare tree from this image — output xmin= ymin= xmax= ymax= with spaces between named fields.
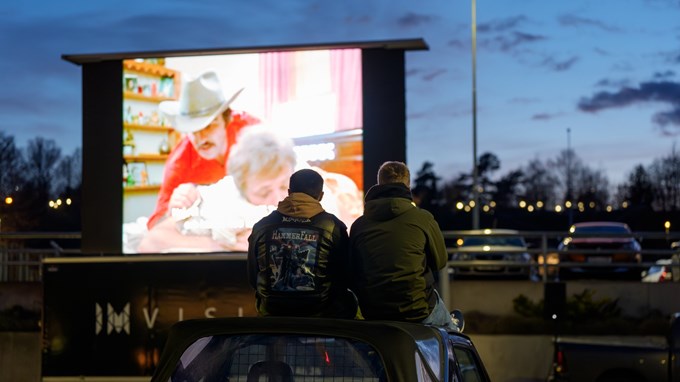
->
xmin=520 ymin=158 xmax=559 ymax=207
xmin=548 ymin=149 xmax=610 ymax=207
xmin=0 ymin=131 xmax=24 ymax=197
xmin=493 ymin=169 xmax=524 ymax=208
xmin=573 ymin=166 xmax=610 ymax=210
xmin=614 ymin=164 xmax=655 ymax=209
xmin=23 ymin=137 xmax=62 ymax=202
xmin=648 ymin=146 xmax=680 ymax=211
xmin=54 ymin=147 xmax=82 ymax=195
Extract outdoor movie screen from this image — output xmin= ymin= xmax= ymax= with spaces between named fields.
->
xmin=122 ymin=49 xmax=363 ymax=254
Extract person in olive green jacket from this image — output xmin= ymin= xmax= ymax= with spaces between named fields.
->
xmin=349 ymin=161 xmax=457 ymax=330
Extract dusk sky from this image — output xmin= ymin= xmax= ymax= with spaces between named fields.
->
xmin=2 ymin=0 xmax=679 ymax=188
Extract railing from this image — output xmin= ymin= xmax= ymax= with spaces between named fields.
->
xmin=0 ymin=232 xmax=81 ymax=282
xmin=1 ymin=231 xmax=680 ymax=284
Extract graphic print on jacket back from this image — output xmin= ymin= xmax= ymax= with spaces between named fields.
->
xmin=267 ymin=227 xmax=320 ymax=292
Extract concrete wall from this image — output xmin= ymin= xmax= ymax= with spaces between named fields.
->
xmin=472 ymin=335 xmax=554 ymax=382
xmin=0 ymin=332 xmax=41 ymax=382
xmin=445 ymin=280 xmax=680 ymax=317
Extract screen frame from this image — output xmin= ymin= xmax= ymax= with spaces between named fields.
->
xmin=64 ymin=39 xmax=428 ymax=254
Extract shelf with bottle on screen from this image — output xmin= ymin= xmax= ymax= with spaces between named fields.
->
xmin=124 ymin=91 xmax=176 ymax=103
xmin=123 ymin=153 xmax=168 ymax=162
xmin=123 ymin=59 xmax=178 ymax=106
xmin=123 ymin=123 xmax=173 ymax=132
xmin=123 ymin=184 xmax=161 ymax=192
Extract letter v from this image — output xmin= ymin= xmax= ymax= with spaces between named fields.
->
xmin=143 ymin=307 xmax=159 ymax=329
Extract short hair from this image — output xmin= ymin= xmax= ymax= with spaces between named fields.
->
xmin=227 ymin=125 xmax=297 ymax=196
xmin=377 ymin=161 xmax=410 ymax=187
xmin=289 ymin=169 xmax=324 ymax=199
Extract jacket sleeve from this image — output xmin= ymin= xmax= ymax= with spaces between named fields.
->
xmin=425 ymin=215 xmax=448 ymax=271
xmin=332 ymin=220 xmax=351 ymax=290
xmin=246 ymin=228 xmax=259 ymax=290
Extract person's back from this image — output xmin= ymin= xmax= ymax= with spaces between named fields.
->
xmin=247 ymin=169 xmax=355 ymax=318
xmin=349 ymin=161 xmax=455 ymax=329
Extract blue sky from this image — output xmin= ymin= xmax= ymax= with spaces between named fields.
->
xmin=1 ymin=0 xmax=679 ymax=187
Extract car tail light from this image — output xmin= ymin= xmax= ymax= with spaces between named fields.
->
xmin=553 ymin=348 xmax=566 ymax=374
xmin=568 ymin=254 xmax=586 ymax=262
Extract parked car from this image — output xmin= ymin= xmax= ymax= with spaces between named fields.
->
xmin=150 ymin=315 xmax=490 ymax=382
xmin=642 ymin=240 xmax=680 ymax=282
xmin=556 ymin=221 xmax=642 ymax=280
xmin=449 ymin=228 xmax=538 ymax=280
xmin=547 ymin=312 xmax=680 ymax=382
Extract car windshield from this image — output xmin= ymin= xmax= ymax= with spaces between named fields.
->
xmin=573 ymin=225 xmax=630 ymax=235
xmin=171 ymin=334 xmax=386 ymax=381
xmin=461 ymin=236 xmax=525 ymax=247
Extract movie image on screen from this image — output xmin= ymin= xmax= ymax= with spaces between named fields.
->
xmin=122 ymin=49 xmax=363 ymax=254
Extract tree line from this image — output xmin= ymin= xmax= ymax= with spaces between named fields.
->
xmin=0 ymin=131 xmax=81 ymax=231
xmin=413 ymin=146 xmax=680 ymax=215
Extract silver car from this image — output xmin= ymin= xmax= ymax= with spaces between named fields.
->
xmin=449 ymin=229 xmax=537 ymax=280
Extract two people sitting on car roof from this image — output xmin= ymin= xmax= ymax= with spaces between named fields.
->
xmin=247 ymin=162 xmax=458 ymax=331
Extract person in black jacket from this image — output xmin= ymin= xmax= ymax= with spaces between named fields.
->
xmin=349 ymin=161 xmax=456 ymax=330
xmin=247 ymin=169 xmax=356 ymax=318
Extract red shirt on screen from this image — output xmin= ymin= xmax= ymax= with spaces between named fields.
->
xmin=146 ymin=112 xmax=258 ymax=229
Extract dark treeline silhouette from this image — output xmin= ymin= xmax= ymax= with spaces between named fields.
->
xmin=0 ymin=131 xmax=81 ymax=232
xmin=414 ymin=146 xmax=680 ymax=233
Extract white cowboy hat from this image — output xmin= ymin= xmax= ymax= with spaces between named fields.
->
xmin=159 ymin=70 xmax=243 ymax=133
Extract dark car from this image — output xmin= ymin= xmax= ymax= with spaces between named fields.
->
xmin=547 ymin=312 xmax=680 ymax=382
xmin=150 ymin=316 xmax=490 ymax=382
xmin=556 ymin=221 xmax=642 ymax=280
xmin=449 ymin=229 xmax=537 ymax=280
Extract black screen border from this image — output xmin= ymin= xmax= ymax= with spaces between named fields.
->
xmin=64 ymin=39 xmax=428 ymax=254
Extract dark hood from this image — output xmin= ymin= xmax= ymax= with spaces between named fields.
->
xmin=277 ymin=192 xmax=324 ymax=218
xmin=363 ymin=183 xmax=415 ymax=221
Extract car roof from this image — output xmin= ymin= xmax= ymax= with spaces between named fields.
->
xmin=572 ymin=221 xmax=629 ymax=228
xmin=151 ymin=317 xmax=475 ymax=382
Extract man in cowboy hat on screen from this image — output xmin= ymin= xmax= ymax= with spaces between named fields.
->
xmin=146 ymin=70 xmax=259 ymax=229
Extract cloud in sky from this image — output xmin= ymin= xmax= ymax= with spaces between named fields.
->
xmin=532 ymin=112 xmax=564 ymax=121
xmin=558 ymin=14 xmax=623 ymax=33
xmin=540 ymin=56 xmax=579 ymax=72
xmin=397 ymin=12 xmax=438 ymax=28
xmin=578 ymin=79 xmax=680 ymax=133
xmin=477 ymin=15 xmax=529 ymax=33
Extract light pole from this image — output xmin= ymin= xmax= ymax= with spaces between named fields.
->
xmin=566 ymin=128 xmax=573 ymax=226
xmin=471 ymin=0 xmax=480 ymax=229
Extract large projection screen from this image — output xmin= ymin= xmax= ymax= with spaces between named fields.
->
xmin=64 ymin=39 xmax=428 ymax=254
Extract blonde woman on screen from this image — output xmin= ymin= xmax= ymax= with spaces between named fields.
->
xmin=137 ymin=126 xmax=361 ymax=253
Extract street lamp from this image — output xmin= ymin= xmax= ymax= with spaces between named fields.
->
xmin=471 ymin=0 xmax=480 ymax=229
xmin=566 ymin=128 xmax=573 ymax=226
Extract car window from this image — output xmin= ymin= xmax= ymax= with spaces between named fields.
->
xmin=452 ymin=346 xmax=484 ymax=382
xmin=415 ymin=337 xmax=443 ymax=381
xmin=573 ymin=225 xmax=630 ymax=234
xmin=171 ymin=334 xmax=386 ymax=381
xmin=462 ymin=236 xmax=525 ymax=247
